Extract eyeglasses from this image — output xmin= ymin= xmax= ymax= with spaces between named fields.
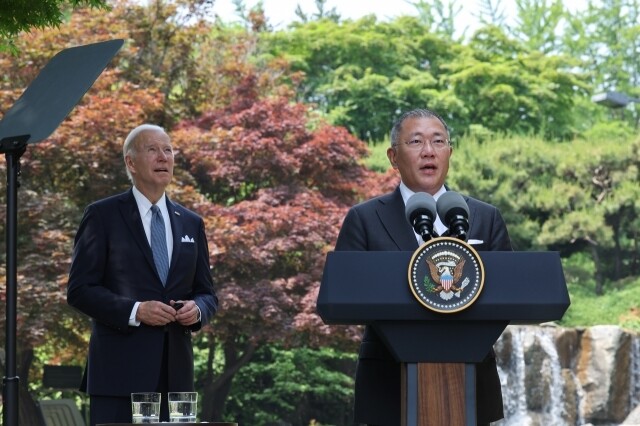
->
xmin=393 ymin=138 xmax=450 ymax=151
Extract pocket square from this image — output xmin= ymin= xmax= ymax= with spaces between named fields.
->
xmin=468 ymin=239 xmax=484 ymax=245
xmin=181 ymin=235 xmax=195 ymax=243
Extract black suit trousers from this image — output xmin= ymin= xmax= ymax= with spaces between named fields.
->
xmin=89 ymin=334 xmax=171 ymax=426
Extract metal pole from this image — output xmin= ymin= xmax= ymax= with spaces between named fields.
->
xmin=406 ymin=363 xmax=418 ymax=426
xmin=465 ymin=363 xmax=477 ymax=426
xmin=2 ymin=146 xmax=24 ymax=426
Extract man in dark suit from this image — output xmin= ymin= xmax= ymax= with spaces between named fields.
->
xmin=335 ymin=109 xmax=512 ymax=426
xmin=67 ymin=124 xmax=218 ymax=426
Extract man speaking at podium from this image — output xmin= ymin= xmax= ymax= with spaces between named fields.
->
xmin=334 ymin=109 xmax=512 ymax=426
xmin=67 ymin=124 xmax=218 ymax=425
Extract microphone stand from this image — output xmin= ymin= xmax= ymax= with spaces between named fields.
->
xmin=446 ymin=215 xmax=469 ymax=242
xmin=412 ymin=213 xmax=435 ymax=243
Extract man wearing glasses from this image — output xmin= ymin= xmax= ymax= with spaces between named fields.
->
xmin=334 ymin=108 xmax=512 ymax=426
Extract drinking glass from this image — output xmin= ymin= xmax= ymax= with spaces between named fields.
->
xmin=168 ymin=391 xmax=197 ymax=423
xmin=131 ymin=392 xmax=161 ymax=423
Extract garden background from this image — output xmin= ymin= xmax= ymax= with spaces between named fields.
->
xmin=0 ymin=0 xmax=639 ymax=424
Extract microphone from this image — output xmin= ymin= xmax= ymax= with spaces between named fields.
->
xmin=436 ymin=191 xmax=470 ymax=241
xmin=405 ymin=192 xmax=437 ymax=242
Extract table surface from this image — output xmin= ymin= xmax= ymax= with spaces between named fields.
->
xmin=98 ymin=423 xmax=237 ymax=425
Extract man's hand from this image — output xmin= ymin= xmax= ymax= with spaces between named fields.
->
xmin=136 ymin=301 xmax=177 ymax=326
xmin=171 ymin=300 xmax=200 ymax=326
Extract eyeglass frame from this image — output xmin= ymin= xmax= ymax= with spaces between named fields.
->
xmin=391 ymin=137 xmax=451 ymax=151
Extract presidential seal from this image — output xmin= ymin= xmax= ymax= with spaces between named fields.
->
xmin=408 ymin=237 xmax=484 ymax=313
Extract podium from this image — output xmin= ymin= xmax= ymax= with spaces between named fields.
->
xmin=317 ymin=250 xmax=570 ymax=426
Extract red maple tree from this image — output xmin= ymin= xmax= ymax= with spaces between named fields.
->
xmin=0 ymin=1 xmax=397 ymax=422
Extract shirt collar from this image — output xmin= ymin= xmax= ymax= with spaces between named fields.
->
xmin=399 ymin=181 xmax=446 ymax=206
xmin=132 ymin=185 xmax=167 ymax=215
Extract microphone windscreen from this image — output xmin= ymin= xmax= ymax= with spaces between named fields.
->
xmin=436 ymin=191 xmax=469 ymax=222
xmin=405 ymin=192 xmax=437 ymax=224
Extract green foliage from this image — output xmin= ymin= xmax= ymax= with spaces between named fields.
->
xmin=4 ymin=1 xmax=640 ymax=423
xmin=408 ymin=0 xmax=462 ymax=38
xmin=449 ymin=132 xmax=640 ymax=295
xmin=264 ymin=12 xmax=587 ymax=142
xmin=444 ymin=25 xmax=588 ymax=140
xmin=365 ymin=129 xmax=640 ymax=300
xmin=445 ymin=129 xmax=640 ymax=325
xmin=582 ymin=119 xmax=637 ymax=141
xmin=562 ymin=0 xmax=640 ymax=92
xmin=0 ymin=0 xmax=108 ymax=52
xmin=561 ymin=253 xmax=640 ymax=331
xmin=561 ymin=0 xmax=640 ymax=128
xmin=294 ymin=0 xmax=341 ymax=23
xmin=263 ymin=15 xmax=460 ymax=141
xmin=363 ymin=141 xmax=392 ymax=173
xmin=224 ymin=346 xmax=356 ymax=426
xmin=510 ymin=0 xmax=566 ymax=53
xmin=561 ymin=251 xmax=596 ymax=290
xmin=476 ymin=0 xmax=509 ymax=27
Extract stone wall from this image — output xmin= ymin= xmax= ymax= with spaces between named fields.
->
xmin=492 ymin=325 xmax=640 ymax=426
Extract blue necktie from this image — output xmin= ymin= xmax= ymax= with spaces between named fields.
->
xmin=150 ymin=205 xmax=169 ymax=285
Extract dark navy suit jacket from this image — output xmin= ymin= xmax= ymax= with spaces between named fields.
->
xmin=335 ymin=187 xmax=512 ymax=425
xmin=67 ymin=189 xmax=218 ymax=396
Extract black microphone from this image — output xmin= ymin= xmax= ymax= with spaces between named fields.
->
xmin=405 ymin=192 xmax=437 ymax=242
xmin=436 ymin=191 xmax=470 ymax=241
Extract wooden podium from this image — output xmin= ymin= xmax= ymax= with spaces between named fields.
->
xmin=317 ymin=250 xmax=570 ymax=426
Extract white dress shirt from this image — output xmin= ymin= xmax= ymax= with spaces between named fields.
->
xmin=128 ymin=186 xmax=174 ymax=325
xmin=398 ymin=181 xmax=447 ymax=244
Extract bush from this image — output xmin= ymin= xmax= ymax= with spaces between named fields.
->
xmin=224 ymin=346 xmax=356 ymax=426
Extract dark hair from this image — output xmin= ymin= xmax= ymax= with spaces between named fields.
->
xmin=390 ymin=108 xmax=450 ymax=146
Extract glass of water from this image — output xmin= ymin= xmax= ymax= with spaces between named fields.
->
xmin=131 ymin=392 xmax=161 ymax=423
xmin=168 ymin=391 xmax=197 ymax=423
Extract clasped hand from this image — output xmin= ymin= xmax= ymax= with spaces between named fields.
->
xmin=136 ymin=300 xmax=199 ymax=327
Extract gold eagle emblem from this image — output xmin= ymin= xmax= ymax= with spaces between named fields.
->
xmin=426 ymin=258 xmax=465 ymax=292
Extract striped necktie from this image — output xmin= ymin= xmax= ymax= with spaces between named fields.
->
xmin=150 ymin=204 xmax=169 ymax=285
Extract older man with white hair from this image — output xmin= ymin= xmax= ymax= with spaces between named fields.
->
xmin=67 ymin=124 xmax=218 ymax=425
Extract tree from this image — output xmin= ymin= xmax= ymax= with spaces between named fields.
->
xmin=476 ymin=0 xmax=509 ymax=27
xmin=0 ymin=3 xmax=174 ymax=424
xmin=562 ymin=0 xmax=640 ymax=128
xmin=263 ymin=11 xmax=592 ymax=142
xmin=0 ymin=0 xmax=108 ymax=52
xmin=117 ymin=0 xmax=216 ymax=122
xmin=225 ymin=345 xmax=355 ymax=425
xmin=449 ymin=132 xmax=640 ymax=295
xmin=443 ymin=25 xmax=588 ymax=139
xmin=4 ymin=1 xmax=640 ymax=423
xmin=264 ymin=16 xmax=460 ymax=141
xmin=409 ymin=0 xmax=462 ymax=39
xmin=510 ymin=0 xmax=566 ymax=54
xmin=294 ymin=0 xmax=341 ymax=23
xmin=172 ymin=91 xmax=376 ymax=420
xmin=0 ymin=2 xmax=380 ymax=423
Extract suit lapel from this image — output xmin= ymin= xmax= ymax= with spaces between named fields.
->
xmin=118 ymin=190 xmax=157 ymax=275
xmin=462 ymin=194 xmax=477 ymax=233
xmin=166 ymin=198 xmax=183 ymax=276
xmin=444 ymin=185 xmax=477 ymax=235
xmin=376 ymin=188 xmax=419 ymax=251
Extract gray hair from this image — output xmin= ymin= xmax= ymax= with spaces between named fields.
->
xmin=390 ymin=108 xmax=450 ymax=147
xmin=123 ymin=124 xmax=166 ymax=182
